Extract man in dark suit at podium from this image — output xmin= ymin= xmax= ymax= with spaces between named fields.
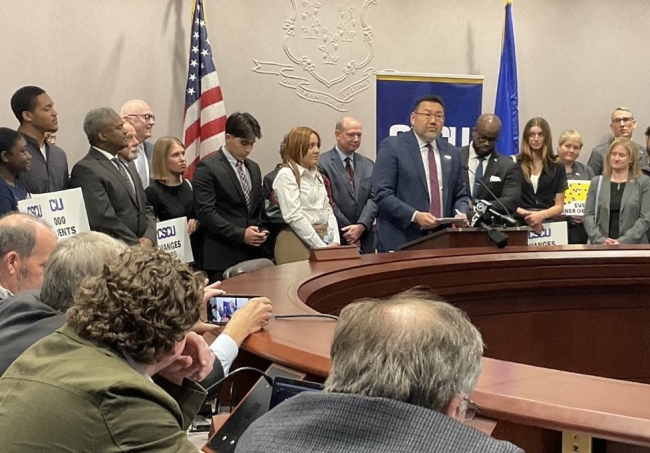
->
xmin=236 ymin=290 xmax=523 ymax=453
xmin=461 ymin=114 xmax=521 ymax=214
xmin=372 ymin=95 xmax=469 ymax=252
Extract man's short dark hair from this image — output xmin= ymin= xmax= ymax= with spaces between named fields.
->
xmin=225 ymin=112 xmax=262 ymax=140
xmin=645 ymin=126 xmax=650 ymax=137
xmin=10 ymin=86 xmax=46 ymax=123
xmin=413 ymin=95 xmax=445 ymax=112
xmin=0 ymin=128 xmax=23 ymax=156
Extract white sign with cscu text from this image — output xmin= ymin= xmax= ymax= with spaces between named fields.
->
xmin=157 ymin=216 xmax=194 ymax=263
xmin=527 ymin=221 xmax=568 ymax=246
xmin=17 ymin=188 xmax=90 ymax=240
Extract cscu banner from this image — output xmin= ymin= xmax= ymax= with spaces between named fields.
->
xmin=157 ymin=217 xmax=194 ymax=263
xmin=376 ymin=71 xmax=483 ymax=150
xmin=17 ymin=188 xmax=90 ymax=240
xmin=527 ymin=221 xmax=568 ymax=246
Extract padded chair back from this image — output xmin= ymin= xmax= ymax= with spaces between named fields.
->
xmin=221 ymin=258 xmax=275 ymax=280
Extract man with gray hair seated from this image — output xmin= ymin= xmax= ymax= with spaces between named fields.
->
xmin=235 ymin=290 xmax=523 ymax=453
xmin=0 ymin=212 xmax=57 ymax=299
xmin=69 ymin=107 xmax=156 ymax=246
xmin=0 ymin=231 xmax=125 ymax=375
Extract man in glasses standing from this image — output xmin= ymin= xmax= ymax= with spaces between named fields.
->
xmin=587 ymin=107 xmax=646 ymax=176
xmin=460 ymin=114 xmax=520 ymax=215
xmin=120 ymin=99 xmax=156 ymax=188
xmin=318 ymin=117 xmax=377 ymax=253
xmin=372 ymin=95 xmax=468 ymax=252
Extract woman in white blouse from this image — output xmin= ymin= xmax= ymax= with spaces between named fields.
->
xmin=273 ymin=126 xmax=340 ymax=263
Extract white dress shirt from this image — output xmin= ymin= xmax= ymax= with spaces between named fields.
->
xmin=273 ymin=165 xmax=340 ymax=248
xmin=134 ymin=143 xmax=150 ymax=189
xmin=93 ymin=146 xmax=136 ymax=194
xmin=209 ymin=333 xmax=239 ymax=375
xmin=468 ymin=142 xmax=488 ymax=196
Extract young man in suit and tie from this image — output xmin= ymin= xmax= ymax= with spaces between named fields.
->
xmin=319 ymin=117 xmax=377 ymax=253
xmin=193 ymin=112 xmax=267 ymax=282
xmin=372 ymin=95 xmax=469 ymax=252
xmin=69 ymin=108 xmax=156 ymax=246
xmin=460 ymin=114 xmax=521 ymax=215
xmin=120 ymin=99 xmax=155 ymax=188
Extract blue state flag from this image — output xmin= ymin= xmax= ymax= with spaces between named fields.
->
xmin=494 ymin=0 xmax=519 ymax=156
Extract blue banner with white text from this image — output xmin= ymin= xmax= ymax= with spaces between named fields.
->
xmin=376 ymin=73 xmax=483 ymax=152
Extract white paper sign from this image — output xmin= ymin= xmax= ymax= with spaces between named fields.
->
xmin=17 ymin=188 xmax=90 ymax=240
xmin=527 ymin=221 xmax=568 ymax=246
xmin=157 ymin=217 xmax=194 ymax=263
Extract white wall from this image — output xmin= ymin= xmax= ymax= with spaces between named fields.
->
xmin=1 ymin=0 xmax=648 ymax=175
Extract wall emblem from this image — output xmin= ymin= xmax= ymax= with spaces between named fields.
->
xmin=253 ymin=0 xmax=378 ymax=111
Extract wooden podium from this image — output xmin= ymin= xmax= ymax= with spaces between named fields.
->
xmin=399 ymin=227 xmax=528 ymax=251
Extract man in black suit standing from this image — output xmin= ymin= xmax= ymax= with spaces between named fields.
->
xmin=193 ymin=112 xmax=267 ymax=282
xmin=461 ymin=114 xmax=521 ymax=215
xmin=69 ymin=108 xmax=156 ymax=246
xmin=319 ymin=117 xmax=377 ymax=253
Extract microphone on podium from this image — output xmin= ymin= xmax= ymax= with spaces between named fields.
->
xmin=462 ymin=164 xmax=517 ymax=226
xmin=469 ymin=199 xmax=509 ymax=248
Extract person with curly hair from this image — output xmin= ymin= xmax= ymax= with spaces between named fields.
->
xmin=0 ymin=247 xmax=217 ymax=452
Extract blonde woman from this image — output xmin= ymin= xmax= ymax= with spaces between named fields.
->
xmin=273 ymin=127 xmax=339 ymax=263
xmin=515 ymin=117 xmax=567 ymax=234
xmin=583 ymin=138 xmax=650 ymax=244
xmin=145 ymin=136 xmax=201 ymax=260
xmin=556 ymin=130 xmax=594 ymax=243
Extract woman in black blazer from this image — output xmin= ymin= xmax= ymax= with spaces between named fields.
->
xmin=515 ymin=117 xmax=567 ymax=234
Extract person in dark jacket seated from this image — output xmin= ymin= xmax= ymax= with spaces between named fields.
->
xmin=235 ymin=289 xmax=523 ymax=453
xmin=0 ymin=247 xmax=216 ymax=452
xmin=0 ymin=231 xmax=125 ymax=375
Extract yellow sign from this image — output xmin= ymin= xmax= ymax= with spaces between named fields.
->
xmin=564 ymin=181 xmax=591 ymax=216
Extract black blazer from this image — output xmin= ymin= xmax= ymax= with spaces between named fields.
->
xmin=461 ymin=146 xmax=521 ymax=215
xmin=69 ymin=147 xmax=156 ymax=245
xmin=193 ymin=148 xmax=264 ymax=271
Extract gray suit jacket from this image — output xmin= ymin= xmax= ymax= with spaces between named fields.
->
xmin=587 ymin=138 xmax=646 ymax=176
xmin=460 ymin=146 xmax=521 ymax=214
xmin=0 ymin=290 xmax=65 ymax=376
xmin=319 ymin=148 xmax=378 ymax=253
xmin=69 ymin=147 xmax=157 ymax=245
xmin=236 ymin=392 xmax=522 ymax=453
xmin=583 ymin=174 xmax=650 ymax=244
xmin=19 ymin=133 xmax=69 ymax=194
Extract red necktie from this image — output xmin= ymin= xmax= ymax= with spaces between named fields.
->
xmin=426 ymin=143 xmax=441 ymax=217
xmin=344 ymin=157 xmax=355 ymax=191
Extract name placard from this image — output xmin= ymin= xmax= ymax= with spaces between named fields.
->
xmin=17 ymin=188 xmax=90 ymax=239
xmin=527 ymin=221 xmax=568 ymax=246
xmin=157 ymin=217 xmax=194 ymax=263
xmin=564 ymin=181 xmax=591 ymax=216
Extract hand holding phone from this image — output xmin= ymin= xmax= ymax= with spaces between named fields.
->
xmin=207 ymin=295 xmax=257 ymax=325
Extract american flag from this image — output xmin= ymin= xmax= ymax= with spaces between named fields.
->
xmin=182 ymin=0 xmax=226 ymax=179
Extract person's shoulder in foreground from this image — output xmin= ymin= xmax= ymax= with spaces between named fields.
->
xmin=0 ymin=247 xmax=214 ymax=452
xmin=235 ymin=288 xmax=523 ymax=453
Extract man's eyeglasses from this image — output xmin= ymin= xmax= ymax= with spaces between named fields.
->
xmin=413 ymin=112 xmax=445 ymax=122
xmin=127 ymin=113 xmax=156 ymax=122
xmin=612 ymin=117 xmax=634 ymax=125
xmin=344 ymin=132 xmax=363 ymax=138
xmin=461 ymin=397 xmax=480 ymax=423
